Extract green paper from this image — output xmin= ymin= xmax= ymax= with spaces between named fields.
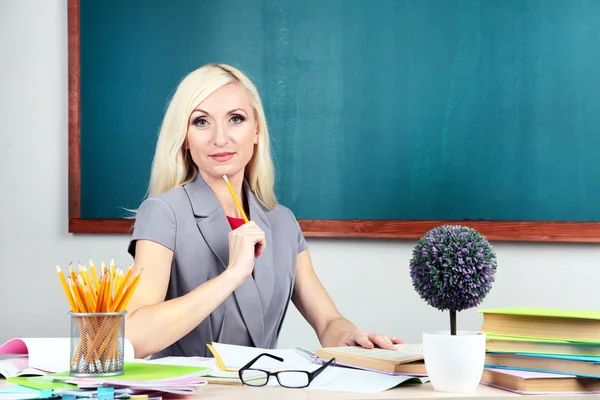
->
xmin=7 ymin=376 xmax=77 ymax=390
xmin=478 ymin=307 xmax=600 ymax=320
xmin=50 ymin=362 xmax=211 ymax=382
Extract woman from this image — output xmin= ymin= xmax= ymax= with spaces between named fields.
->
xmin=126 ymin=63 xmax=403 ymax=359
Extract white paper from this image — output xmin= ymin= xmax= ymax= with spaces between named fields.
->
xmin=211 ymin=342 xmax=318 ymax=371
xmin=210 ymin=342 xmax=429 ymax=393
xmin=301 ymin=367 xmax=429 ymax=393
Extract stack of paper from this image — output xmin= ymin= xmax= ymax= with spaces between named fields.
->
xmin=4 ymin=361 xmax=210 ymax=397
xmin=48 ymin=362 xmax=210 ymax=395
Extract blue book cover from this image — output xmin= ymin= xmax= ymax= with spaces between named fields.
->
xmin=492 ymin=352 xmax=600 ymax=364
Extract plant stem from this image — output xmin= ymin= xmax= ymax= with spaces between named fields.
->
xmin=450 ymin=310 xmax=457 ymax=335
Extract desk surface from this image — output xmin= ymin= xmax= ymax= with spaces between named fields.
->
xmin=3 ymin=380 xmax=600 ymax=400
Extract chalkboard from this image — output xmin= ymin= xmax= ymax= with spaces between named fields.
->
xmin=68 ymin=0 xmax=600 ymax=242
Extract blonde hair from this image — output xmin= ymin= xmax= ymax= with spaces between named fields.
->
xmin=146 ymin=63 xmax=277 ymax=209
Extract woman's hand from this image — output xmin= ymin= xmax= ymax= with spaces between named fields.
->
xmin=226 ymin=221 xmax=266 ymax=280
xmin=339 ymin=328 xmax=405 ymax=350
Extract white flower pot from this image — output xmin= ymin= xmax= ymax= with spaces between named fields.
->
xmin=422 ymin=331 xmax=486 ymax=393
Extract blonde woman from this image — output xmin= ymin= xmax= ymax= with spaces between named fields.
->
xmin=125 ymin=63 xmax=403 ymax=359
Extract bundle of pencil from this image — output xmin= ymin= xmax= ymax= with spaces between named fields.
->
xmin=55 ymin=259 xmax=143 ymax=374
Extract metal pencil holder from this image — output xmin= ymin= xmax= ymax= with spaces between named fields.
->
xmin=68 ymin=311 xmax=127 ymax=377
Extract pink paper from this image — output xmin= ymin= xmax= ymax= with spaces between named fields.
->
xmin=0 ymin=338 xmax=28 ymax=355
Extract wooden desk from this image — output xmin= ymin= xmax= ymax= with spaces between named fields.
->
xmin=3 ymin=380 xmax=600 ymax=400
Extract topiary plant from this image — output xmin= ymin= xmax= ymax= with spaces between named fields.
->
xmin=409 ymin=225 xmax=497 ymax=335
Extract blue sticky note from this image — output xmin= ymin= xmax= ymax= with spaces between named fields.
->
xmin=97 ymin=387 xmax=115 ymax=400
xmin=60 ymin=396 xmax=76 ymax=400
xmin=0 ymin=385 xmax=41 ymax=395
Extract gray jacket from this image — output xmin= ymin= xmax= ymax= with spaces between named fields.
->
xmin=128 ymin=173 xmax=307 ymax=358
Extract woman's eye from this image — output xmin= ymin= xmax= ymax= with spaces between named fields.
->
xmin=230 ymin=114 xmax=245 ymax=124
xmin=194 ymin=118 xmax=209 ymax=127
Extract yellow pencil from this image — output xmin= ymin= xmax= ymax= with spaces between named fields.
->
xmin=121 ymin=264 xmax=133 ymax=291
xmin=68 ymin=277 xmax=85 ymax=312
xmin=222 ymin=175 xmax=249 ymax=223
xmin=69 ymin=263 xmax=78 ymax=284
xmin=56 ymin=265 xmax=77 ymax=311
xmin=79 ymin=263 xmax=94 ymax=294
xmin=116 ymin=269 xmax=143 ymax=312
xmin=116 ymin=269 xmax=124 ymax=296
xmin=95 ymin=274 xmax=106 ymax=312
xmin=89 ymin=259 xmax=100 ymax=292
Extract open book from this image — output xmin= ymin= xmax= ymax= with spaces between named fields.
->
xmin=314 ymin=343 xmax=427 ymax=375
xmin=203 ymin=342 xmax=429 ymax=394
xmin=0 ymin=337 xmax=136 ymax=378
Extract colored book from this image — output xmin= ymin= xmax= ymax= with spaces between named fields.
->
xmin=479 ymin=308 xmax=600 ymax=342
xmin=485 ymin=334 xmax=600 ymax=356
xmin=485 ymin=352 xmax=600 ymax=378
xmin=481 ymin=367 xmax=600 ymax=394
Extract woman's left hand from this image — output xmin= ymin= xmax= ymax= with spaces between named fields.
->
xmin=339 ymin=328 xmax=405 ymax=350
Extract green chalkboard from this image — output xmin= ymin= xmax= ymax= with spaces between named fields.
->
xmin=69 ymin=0 xmax=600 ymax=241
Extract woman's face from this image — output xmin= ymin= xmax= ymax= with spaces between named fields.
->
xmin=186 ymin=83 xmax=258 ymax=181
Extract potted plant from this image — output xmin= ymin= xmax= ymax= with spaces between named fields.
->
xmin=409 ymin=225 xmax=497 ymax=393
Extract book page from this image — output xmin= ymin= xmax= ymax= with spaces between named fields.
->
xmin=394 ymin=343 xmax=424 ymax=355
xmin=324 ymin=344 xmax=423 ymax=362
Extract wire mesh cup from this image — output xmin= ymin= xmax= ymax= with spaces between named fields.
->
xmin=68 ymin=311 xmax=127 ymax=377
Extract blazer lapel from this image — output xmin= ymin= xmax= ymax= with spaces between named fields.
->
xmin=245 ymin=181 xmax=275 ymax=315
xmin=183 ymin=173 xmax=265 ymax=348
xmin=184 ymin=174 xmax=230 ymax=270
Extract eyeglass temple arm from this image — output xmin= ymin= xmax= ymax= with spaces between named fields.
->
xmin=310 ymin=357 xmax=335 ymax=380
xmin=240 ymin=352 xmax=285 ymax=370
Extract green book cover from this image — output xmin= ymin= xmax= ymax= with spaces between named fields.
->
xmin=478 ymin=308 xmax=600 ymax=320
xmin=50 ymin=362 xmax=211 ymax=382
xmin=486 ymin=333 xmax=600 ymax=345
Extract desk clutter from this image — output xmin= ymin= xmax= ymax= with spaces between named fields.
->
xmin=2 ymin=307 xmax=600 ymax=397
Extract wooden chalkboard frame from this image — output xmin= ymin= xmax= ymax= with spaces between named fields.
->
xmin=67 ymin=0 xmax=600 ymax=242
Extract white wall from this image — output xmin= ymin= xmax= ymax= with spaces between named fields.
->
xmin=2 ymin=0 xmax=599 ymax=351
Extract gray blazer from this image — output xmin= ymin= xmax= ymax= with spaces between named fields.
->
xmin=127 ymin=173 xmax=307 ymax=358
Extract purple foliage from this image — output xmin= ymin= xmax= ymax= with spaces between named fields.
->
xmin=409 ymin=225 xmax=497 ymax=312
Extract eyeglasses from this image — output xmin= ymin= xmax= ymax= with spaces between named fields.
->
xmin=238 ymin=353 xmax=335 ymax=388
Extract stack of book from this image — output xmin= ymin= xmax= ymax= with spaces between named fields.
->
xmin=478 ymin=308 xmax=600 ymax=394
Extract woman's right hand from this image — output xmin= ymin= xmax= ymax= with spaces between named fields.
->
xmin=226 ymin=221 xmax=266 ymax=280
